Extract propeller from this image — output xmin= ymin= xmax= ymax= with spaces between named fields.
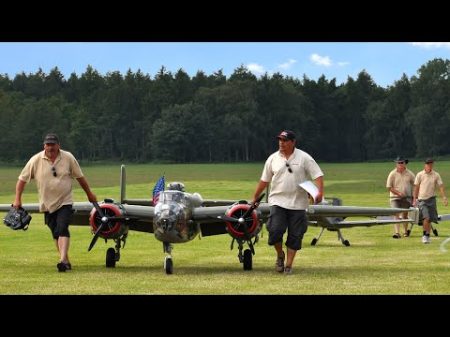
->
xmin=88 ymin=201 xmax=108 ymax=251
xmin=87 ymin=201 xmax=136 ymax=252
xmin=217 ymin=193 xmax=265 ymax=254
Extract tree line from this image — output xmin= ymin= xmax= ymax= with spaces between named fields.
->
xmin=0 ymin=58 xmax=449 ymax=163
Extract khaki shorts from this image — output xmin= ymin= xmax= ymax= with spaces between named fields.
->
xmin=390 ymin=198 xmax=411 ymax=209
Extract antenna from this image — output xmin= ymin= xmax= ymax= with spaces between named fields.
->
xmin=120 ymin=164 xmax=126 ymax=204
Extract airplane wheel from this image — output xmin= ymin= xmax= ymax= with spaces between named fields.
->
xmin=164 ymin=257 xmax=173 ymax=275
xmin=433 ymin=228 xmax=439 ymax=236
xmin=311 ymin=238 xmax=318 ymax=246
xmin=343 ymin=240 xmax=350 ymax=246
xmin=106 ymin=248 xmax=116 ymax=268
xmin=243 ymin=249 xmax=252 ymax=271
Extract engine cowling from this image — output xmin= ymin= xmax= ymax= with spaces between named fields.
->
xmin=224 ymin=202 xmax=261 ymax=240
xmin=89 ymin=203 xmax=128 ymax=239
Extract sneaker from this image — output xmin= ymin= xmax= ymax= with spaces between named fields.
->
xmin=284 ymin=266 xmax=293 ymax=275
xmin=275 ymin=252 xmax=285 ymax=273
xmin=392 ymin=233 xmax=401 ymax=239
xmin=57 ymin=262 xmax=71 ymax=272
xmin=422 ymin=235 xmax=431 ymax=244
xmin=57 ymin=262 xmax=67 ymax=272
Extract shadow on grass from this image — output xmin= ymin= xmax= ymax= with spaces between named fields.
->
xmin=62 ymin=262 xmax=417 ymax=276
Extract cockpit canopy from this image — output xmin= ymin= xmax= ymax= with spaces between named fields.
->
xmin=167 ymin=182 xmax=185 ymax=192
xmin=159 ymin=190 xmax=185 ymax=204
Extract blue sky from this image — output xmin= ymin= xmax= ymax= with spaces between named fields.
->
xmin=0 ymin=42 xmax=449 ymax=88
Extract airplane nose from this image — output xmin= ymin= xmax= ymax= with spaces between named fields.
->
xmin=157 ymin=218 xmax=174 ymax=232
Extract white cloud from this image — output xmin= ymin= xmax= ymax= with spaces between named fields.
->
xmin=337 ymin=61 xmax=350 ymax=67
xmin=246 ymin=63 xmax=265 ymax=75
xmin=410 ymin=42 xmax=450 ymax=49
xmin=277 ymin=59 xmax=297 ymax=70
xmin=310 ymin=53 xmax=332 ymax=67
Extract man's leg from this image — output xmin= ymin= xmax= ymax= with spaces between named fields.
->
xmin=285 ymin=248 xmax=297 ymax=268
xmin=402 ymin=211 xmax=409 ymax=236
xmin=58 ymin=236 xmax=70 ymax=264
xmin=285 ymin=210 xmax=306 ymax=270
xmin=267 ymin=206 xmax=287 ymax=272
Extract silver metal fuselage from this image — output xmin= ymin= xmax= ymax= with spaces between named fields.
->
xmin=153 ymin=191 xmax=200 ymax=243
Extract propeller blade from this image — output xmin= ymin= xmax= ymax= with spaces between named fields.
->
xmin=88 ymin=201 xmax=108 ymax=252
xmin=242 ymin=193 xmax=265 ymax=219
xmin=92 ymin=201 xmax=105 ymax=219
xmin=88 ymin=222 xmax=106 ymax=251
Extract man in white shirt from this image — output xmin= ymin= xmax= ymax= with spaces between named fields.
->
xmin=252 ymin=130 xmax=324 ymax=274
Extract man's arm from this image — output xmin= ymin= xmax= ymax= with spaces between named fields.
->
xmin=439 ymin=185 xmax=448 ymax=206
xmin=252 ymin=180 xmax=268 ymax=204
xmin=76 ymin=177 xmax=97 ymax=203
xmin=13 ymin=180 xmax=27 ymax=209
xmin=412 ymin=184 xmax=420 ymax=206
xmin=314 ymin=176 xmax=324 ymax=204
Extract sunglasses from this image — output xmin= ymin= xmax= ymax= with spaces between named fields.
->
xmin=397 ymin=162 xmax=405 ymax=164
xmin=285 ymin=162 xmax=292 ymax=173
xmin=51 ymin=166 xmax=57 ymax=177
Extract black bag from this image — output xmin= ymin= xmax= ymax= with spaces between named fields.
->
xmin=3 ymin=206 xmax=32 ymax=231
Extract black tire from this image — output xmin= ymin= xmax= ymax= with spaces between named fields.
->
xmin=106 ymin=247 xmax=116 ymax=268
xmin=164 ymin=257 xmax=173 ymax=274
xmin=311 ymin=238 xmax=318 ymax=246
xmin=243 ymin=249 xmax=252 ymax=270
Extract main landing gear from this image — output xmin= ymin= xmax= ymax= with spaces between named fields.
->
xmin=310 ymin=228 xmax=350 ymax=246
xmin=105 ymin=235 xmax=127 ymax=268
xmin=231 ymin=236 xmax=258 ymax=271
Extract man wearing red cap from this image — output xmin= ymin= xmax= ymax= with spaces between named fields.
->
xmin=252 ymin=130 xmax=324 ymax=274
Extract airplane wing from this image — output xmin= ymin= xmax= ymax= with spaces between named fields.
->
xmin=307 ymin=204 xmax=418 ymax=218
xmin=0 ymin=202 xmax=155 ymax=232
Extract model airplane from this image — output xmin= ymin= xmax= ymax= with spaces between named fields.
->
xmin=1 ymin=165 xmax=419 ymax=274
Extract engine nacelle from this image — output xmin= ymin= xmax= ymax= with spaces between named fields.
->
xmin=224 ymin=201 xmax=261 ymax=240
xmin=89 ymin=202 xmax=128 ymax=239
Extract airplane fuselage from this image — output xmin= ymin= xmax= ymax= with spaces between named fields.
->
xmin=153 ymin=191 xmax=200 ymax=243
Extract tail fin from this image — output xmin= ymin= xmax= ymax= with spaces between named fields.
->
xmin=120 ymin=164 xmax=126 ymax=204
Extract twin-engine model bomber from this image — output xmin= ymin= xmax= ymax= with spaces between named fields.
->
xmin=1 ymin=165 xmax=421 ymax=274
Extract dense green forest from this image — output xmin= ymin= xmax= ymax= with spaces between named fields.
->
xmin=0 ymin=58 xmax=449 ymax=163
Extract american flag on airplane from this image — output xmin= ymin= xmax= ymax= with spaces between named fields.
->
xmin=152 ymin=175 xmax=165 ymax=206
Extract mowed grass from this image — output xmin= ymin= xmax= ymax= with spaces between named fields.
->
xmin=1 ymin=162 xmax=450 ymax=294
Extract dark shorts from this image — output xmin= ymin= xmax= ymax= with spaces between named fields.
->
xmin=266 ymin=205 xmax=307 ymax=250
xmin=418 ymin=197 xmax=439 ymax=224
xmin=44 ymin=205 xmax=73 ymax=239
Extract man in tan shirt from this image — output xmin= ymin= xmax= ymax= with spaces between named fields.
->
xmin=386 ymin=156 xmax=415 ymax=238
xmin=13 ymin=133 xmax=97 ymax=271
xmin=413 ymin=158 xmax=448 ymax=244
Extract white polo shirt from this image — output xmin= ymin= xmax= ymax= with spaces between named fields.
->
xmin=260 ymin=148 xmax=323 ymax=210
xmin=19 ymin=150 xmax=84 ymax=213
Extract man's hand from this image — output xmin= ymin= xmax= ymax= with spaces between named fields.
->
xmin=315 ymin=191 xmax=323 ymax=204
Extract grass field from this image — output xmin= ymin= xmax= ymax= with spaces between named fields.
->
xmin=1 ymin=162 xmax=449 ymax=294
